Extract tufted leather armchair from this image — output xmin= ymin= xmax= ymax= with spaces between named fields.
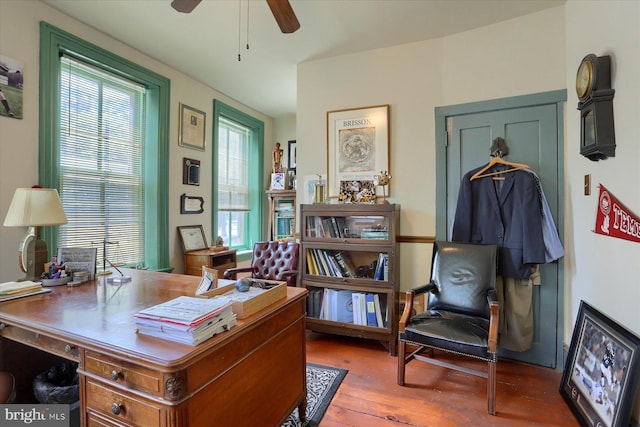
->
xmin=223 ymin=241 xmax=299 ymax=287
xmin=398 ymin=241 xmax=499 ymax=415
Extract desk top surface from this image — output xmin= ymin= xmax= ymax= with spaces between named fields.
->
xmin=0 ymin=269 xmax=305 ymax=367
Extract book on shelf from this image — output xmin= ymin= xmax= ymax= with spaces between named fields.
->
xmin=365 ymin=293 xmax=378 ymax=327
xmin=373 ymin=294 xmax=384 ymax=328
xmin=373 ymin=253 xmax=388 ymax=281
xmin=352 ymin=292 xmax=366 ymax=325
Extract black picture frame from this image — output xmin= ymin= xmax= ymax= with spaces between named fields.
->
xmin=560 ymin=300 xmax=640 ymax=427
xmin=180 ymin=193 xmax=204 ymax=214
xmin=287 ymin=140 xmax=296 ymax=173
xmin=182 ymin=158 xmax=200 ymax=186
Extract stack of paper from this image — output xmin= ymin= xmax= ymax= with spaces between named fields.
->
xmin=134 ymin=296 xmax=236 ymax=346
xmin=0 ymin=280 xmax=51 ymax=302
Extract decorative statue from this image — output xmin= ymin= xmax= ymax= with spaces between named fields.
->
xmin=215 ymin=236 xmax=224 ymax=247
xmin=373 ymin=171 xmax=392 ymax=204
xmin=273 ymin=142 xmax=283 ymax=173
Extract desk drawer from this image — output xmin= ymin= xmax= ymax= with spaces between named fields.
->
xmin=0 ymin=324 xmax=81 ymax=362
xmin=85 ymin=352 xmax=162 ymax=396
xmin=86 ymin=379 xmax=160 ymax=427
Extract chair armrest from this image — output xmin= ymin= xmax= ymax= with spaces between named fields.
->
xmin=487 ymin=289 xmax=500 ymax=353
xmin=278 ymin=269 xmax=298 ymax=279
xmin=399 ymin=281 xmax=437 ymax=331
xmin=223 ymin=266 xmax=255 ymax=280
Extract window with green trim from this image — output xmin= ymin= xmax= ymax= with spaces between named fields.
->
xmin=39 ymin=22 xmax=171 ymax=271
xmin=213 ymin=100 xmax=264 ymax=256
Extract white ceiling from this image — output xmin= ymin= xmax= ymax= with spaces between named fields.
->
xmin=43 ymin=0 xmax=565 ymax=118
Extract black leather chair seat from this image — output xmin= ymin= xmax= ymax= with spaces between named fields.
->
xmin=401 ymin=310 xmax=492 ymax=360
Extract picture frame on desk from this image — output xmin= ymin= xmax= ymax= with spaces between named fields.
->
xmin=560 ymin=300 xmax=640 ymax=427
xmin=177 ymin=225 xmax=208 ymax=252
xmin=327 ymin=105 xmax=389 ymax=199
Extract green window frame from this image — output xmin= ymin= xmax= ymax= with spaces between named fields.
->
xmin=39 ymin=22 xmax=171 ymax=271
xmin=213 ymin=100 xmax=264 ymax=262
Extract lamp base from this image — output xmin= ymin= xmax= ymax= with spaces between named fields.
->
xmin=23 ymin=238 xmax=49 ymax=282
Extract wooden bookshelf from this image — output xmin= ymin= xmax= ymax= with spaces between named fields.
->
xmin=300 ymin=203 xmax=400 ymax=355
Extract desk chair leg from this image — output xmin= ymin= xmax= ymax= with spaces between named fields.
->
xmin=397 ymin=340 xmax=406 ymax=385
xmin=487 ymin=361 xmax=496 ymax=415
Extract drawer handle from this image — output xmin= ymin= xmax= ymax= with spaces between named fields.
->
xmin=64 ymin=344 xmax=75 ymax=353
xmin=111 ymin=370 xmax=122 ymax=381
xmin=111 ymin=402 xmax=123 ymax=415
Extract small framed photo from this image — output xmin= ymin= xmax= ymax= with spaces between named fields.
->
xmin=179 ymin=103 xmax=206 ymax=151
xmin=287 ymin=140 xmax=297 ymax=173
xmin=560 ymin=300 xmax=640 ymax=427
xmin=271 ymin=172 xmax=286 ymax=190
xmin=177 ymin=225 xmax=208 ymax=252
xmin=183 ymin=158 xmax=200 ymax=186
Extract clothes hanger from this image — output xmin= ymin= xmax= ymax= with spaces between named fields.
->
xmin=470 ymin=156 xmax=531 ymax=181
xmin=469 ymin=137 xmax=531 ymax=181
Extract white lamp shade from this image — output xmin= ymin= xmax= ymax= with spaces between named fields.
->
xmin=3 ymin=187 xmax=68 ymax=227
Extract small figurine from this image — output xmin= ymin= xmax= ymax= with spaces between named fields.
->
xmin=273 ymin=142 xmax=283 ymax=173
xmin=373 ymin=171 xmax=392 ymax=204
xmin=215 ymin=235 xmax=224 ymax=247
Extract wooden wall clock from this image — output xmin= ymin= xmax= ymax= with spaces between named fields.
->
xmin=576 ymin=54 xmax=615 ymax=161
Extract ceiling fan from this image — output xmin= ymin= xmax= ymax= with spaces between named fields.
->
xmin=171 ymin=0 xmax=300 ymax=34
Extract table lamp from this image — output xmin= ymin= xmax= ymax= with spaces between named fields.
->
xmin=3 ymin=187 xmax=67 ymax=281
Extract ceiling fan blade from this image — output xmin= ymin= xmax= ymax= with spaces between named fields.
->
xmin=266 ymin=0 xmax=300 ymax=34
xmin=171 ymin=0 xmax=203 ymax=13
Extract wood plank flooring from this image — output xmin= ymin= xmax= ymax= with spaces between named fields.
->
xmin=305 ymin=331 xmax=579 ymax=427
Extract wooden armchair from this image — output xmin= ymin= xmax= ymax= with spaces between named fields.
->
xmin=223 ymin=241 xmax=299 ymax=287
xmin=397 ymin=241 xmax=499 ymax=415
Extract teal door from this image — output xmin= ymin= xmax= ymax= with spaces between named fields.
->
xmin=435 ymin=91 xmax=566 ymax=368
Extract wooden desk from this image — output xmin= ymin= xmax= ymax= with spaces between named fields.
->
xmin=183 ymin=249 xmax=237 ymax=277
xmin=0 ymin=269 xmax=307 ymax=426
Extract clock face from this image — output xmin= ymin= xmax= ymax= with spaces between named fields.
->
xmin=576 ymin=55 xmax=596 ymax=100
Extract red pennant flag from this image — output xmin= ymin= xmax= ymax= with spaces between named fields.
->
xmin=594 ymin=184 xmax=640 ymax=243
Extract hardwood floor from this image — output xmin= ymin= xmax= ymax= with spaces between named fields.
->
xmin=305 ymin=331 xmax=579 ymax=427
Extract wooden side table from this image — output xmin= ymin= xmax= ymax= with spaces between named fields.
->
xmin=183 ymin=249 xmax=237 ymax=276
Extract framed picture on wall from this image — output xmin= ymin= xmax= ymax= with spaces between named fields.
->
xmin=326 ymin=105 xmax=389 ymax=199
xmin=288 ymin=140 xmax=297 ymax=173
xmin=560 ymin=300 xmax=640 ymax=427
xmin=178 ymin=103 xmax=206 ymax=151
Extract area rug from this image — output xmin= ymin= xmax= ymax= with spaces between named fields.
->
xmin=282 ymin=363 xmax=348 ymax=427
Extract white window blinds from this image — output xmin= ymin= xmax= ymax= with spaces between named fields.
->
xmin=58 ymin=55 xmax=146 ymax=266
xmin=217 ymin=117 xmax=250 ymax=212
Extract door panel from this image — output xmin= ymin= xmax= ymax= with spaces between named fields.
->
xmin=445 ymin=103 xmax=560 ymax=367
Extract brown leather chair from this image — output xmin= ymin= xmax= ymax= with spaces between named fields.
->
xmin=398 ymin=241 xmax=499 ymax=415
xmin=223 ymin=241 xmax=299 ymax=287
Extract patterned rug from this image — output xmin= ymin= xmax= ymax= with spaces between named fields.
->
xmin=282 ymin=363 xmax=348 ymax=427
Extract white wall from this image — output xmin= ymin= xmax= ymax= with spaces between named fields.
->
xmin=298 ymin=6 xmax=566 ymax=301
xmin=0 ymin=0 xmax=276 ymax=279
xmin=298 ymin=2 xmax=640 ymax=419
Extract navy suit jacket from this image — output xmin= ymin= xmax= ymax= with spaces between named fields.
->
xmin=452 ymin=165 xmax=546 ymax=279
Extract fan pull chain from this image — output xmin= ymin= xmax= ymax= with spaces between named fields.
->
xmin=237 ymin=0 xmax=242 ymax=61
xmin=246 ymin=0 xmax=250 ymax=50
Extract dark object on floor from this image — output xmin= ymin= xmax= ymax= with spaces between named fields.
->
xmin=397 ymin=241 xmax=499 ymax=415
xmin=33 ymin=361 xmax=79 ymax=404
